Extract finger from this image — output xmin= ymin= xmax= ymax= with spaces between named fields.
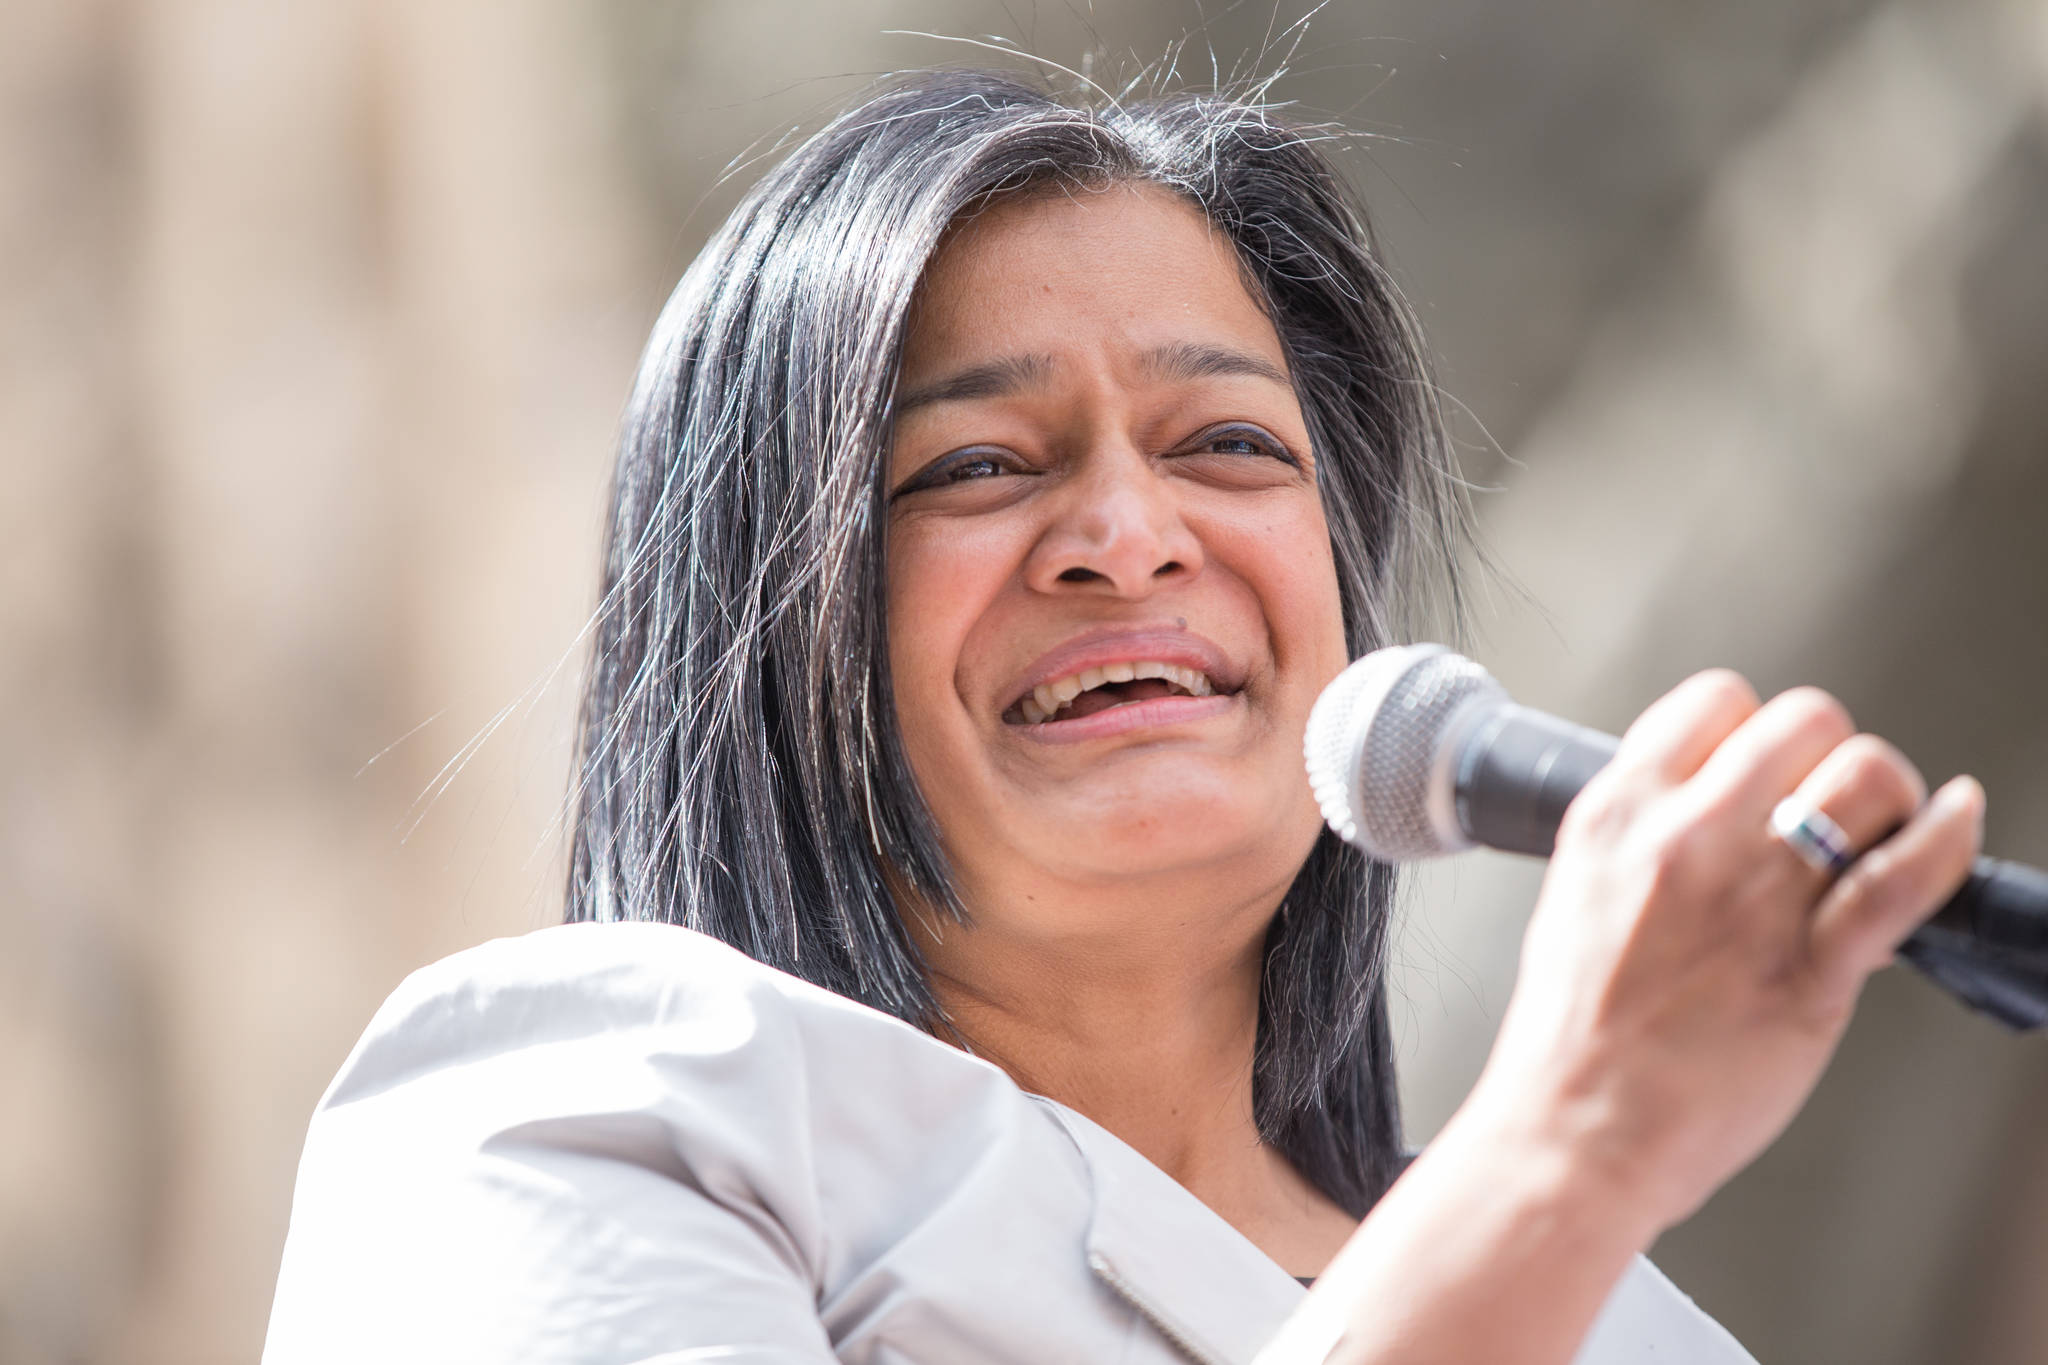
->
xmin=1765 ymin=734 xmax=1926 ymax=896
xmin=1689 ymin=686 xmax=1855 ymax=823
xmin=1609 ymin=669 xmax=1760 ymax=787
xmin=1809 ymin=775 xmax=1985 ymax=993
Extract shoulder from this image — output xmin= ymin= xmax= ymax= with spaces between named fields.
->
xmin=340 ymin=921 xmax=891 ymax=1071
xmin=268 ymin=923 xmax=1067 ymax=1361
xmin=311 ymin=920 xmax=1016 ymax=1171
xmin=291 ymin=920 xmax=1065 ymax=1237
xmin=324 ymin=921 xmax=905 ymax=1106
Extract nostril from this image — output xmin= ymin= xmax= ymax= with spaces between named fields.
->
xmin=1057 ymin=566 xmax=1102 ymax=583
xmin=1153 ymin=560 xmax=1183 ymax=577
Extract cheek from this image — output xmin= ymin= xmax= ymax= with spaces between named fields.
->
xmin=886 ymin=535 xmax=959 ymax=720
xmin=1210 ymin=497 xmax=1348 ymax=683
xmin=885 ymin=517 xmax=1017 ymax=746
xmin=1293 ymin=542 xmax=1350 ymax=680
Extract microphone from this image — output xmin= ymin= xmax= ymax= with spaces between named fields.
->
xmin=1304 ymin=644 xmax=2048 ymax=1031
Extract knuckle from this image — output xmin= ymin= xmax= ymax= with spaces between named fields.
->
xmin=1686 ymin=668 xmax=1760 ymax=715
xmin=1837 ymin=735 xmax=1925 ymax=811
xmin=1558 ymin=771 xmax=1638 ymax=846
xmin=1557 ymin=784 xmax=1612 ymax=842
xmin=1777 ymin=686 xmax=1855 ymax=746
xmin=1642 ymin=807 xmax=1716 ymax=885
xmin=1679 ymin=780 xmax=1746 ymax=835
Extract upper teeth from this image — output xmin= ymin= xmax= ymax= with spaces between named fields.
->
xmin=1019 ymin=661 xmax=1217 ymax=724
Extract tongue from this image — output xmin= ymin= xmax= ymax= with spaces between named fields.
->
xmin=1059 ymin=677 xmax=1181 ymax=721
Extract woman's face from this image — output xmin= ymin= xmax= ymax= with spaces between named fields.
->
xmin=885 ymin=182 xmax=1349 ymax=935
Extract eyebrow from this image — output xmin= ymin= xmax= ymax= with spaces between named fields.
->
xmin=893 ymin=353 xmax=1056 ymax=415
xmin=891 ymin=342 xmax=1292 ymax=415
xmin=1140 ymin=340 xmax=1291 ymax=390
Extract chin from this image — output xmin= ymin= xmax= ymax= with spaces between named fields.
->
xmin=1038 ymin=781 xmax=1322 ymax=885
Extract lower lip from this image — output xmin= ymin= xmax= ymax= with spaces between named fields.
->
xmin=1008 ymin=693 xmax=1238 ymax=745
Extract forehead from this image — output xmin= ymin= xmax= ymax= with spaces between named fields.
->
xmin=899 ymin=182 xmax=1285 ymax=378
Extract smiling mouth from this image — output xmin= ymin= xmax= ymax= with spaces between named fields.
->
xmin=1005 ymin=661 xmax=1220 ymax=726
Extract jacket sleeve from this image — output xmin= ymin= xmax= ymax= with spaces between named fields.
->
xmin=262 ymin=924 xmax=843 ymax=1365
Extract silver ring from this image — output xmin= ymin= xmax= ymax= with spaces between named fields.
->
xmin=1769 ymin=795 xmax=1857 ymax=875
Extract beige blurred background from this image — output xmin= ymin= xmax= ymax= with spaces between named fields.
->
xmin=4 ymin=1 xmax=2046 ymax=1361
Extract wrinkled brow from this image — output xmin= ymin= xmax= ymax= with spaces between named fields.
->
xmin=893 ymin=353 xmax=1055 ymax=414
xmin=891 ymin=341 xmax=1291 ymax=417
xmin=1139 ymin=341 xmax=1291 ymax=390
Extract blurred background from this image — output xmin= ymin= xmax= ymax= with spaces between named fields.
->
xmin=4 ymin=0 xmax=2045 ymax=1360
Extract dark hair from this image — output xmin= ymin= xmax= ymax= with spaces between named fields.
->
xmin=566 ymin=68 xmax=1466 ymax=1216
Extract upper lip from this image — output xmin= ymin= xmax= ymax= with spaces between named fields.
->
xmin=1000 ymin=625 xmax=1246 ymax=716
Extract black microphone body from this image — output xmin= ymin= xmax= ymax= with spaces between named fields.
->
xmin=1307 ymin=646 xmax=2048 ymax=1031
xmin=1453 ymin=706 xmax=1620 ymax=858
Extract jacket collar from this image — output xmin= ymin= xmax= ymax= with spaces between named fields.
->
xmin=1034 ymin=1099 xmax=1757 ymax=1365
xmin=1036 ymin=1099 xmax=1306 ymax=1365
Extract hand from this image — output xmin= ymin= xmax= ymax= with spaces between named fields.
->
xmin=1467 ymin=670 xmax=1984 ymax=1238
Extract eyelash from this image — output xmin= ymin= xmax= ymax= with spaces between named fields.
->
xmin=899 ymin=423 xmax=1297 ymax=497
xmin=1190 ymin=425 xmax=1298 ymax=465
xmin=936 ymin=453 xmax=1008 ymax=484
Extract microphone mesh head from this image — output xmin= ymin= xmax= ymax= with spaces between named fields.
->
xmin=1303 ymin=645 xmax=1506 ymax=860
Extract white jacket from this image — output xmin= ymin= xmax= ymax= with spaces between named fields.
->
xmin=263 ymin=922 xmax=1755 ymax=1364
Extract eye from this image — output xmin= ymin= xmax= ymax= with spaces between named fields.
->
xmin=890 ymin=447 xmax=1024 ymax=501
xmin=1183 ymin=423 xmax=1300 ymax=467
xmin=943 ymin=455 xmax=1004 ymax=482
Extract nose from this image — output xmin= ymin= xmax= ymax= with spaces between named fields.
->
xmin=1022 ymin=444 xmax=1204 ymax=597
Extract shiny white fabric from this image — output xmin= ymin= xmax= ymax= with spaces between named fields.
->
xmin=263 ymin=922 xmax=1755 ymax=1365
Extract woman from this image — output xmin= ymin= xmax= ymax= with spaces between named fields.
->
xmin=264 ymin=70 xmax=1982 ymax=1363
